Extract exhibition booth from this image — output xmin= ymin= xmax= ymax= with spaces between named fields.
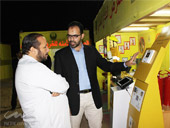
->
xmin=93 ymin=0 xmax=170 ymax=128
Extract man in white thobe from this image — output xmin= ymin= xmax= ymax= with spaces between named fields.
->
xmin=15 ymin=33 xmax=71 ymax=128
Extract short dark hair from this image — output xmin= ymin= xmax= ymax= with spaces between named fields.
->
xmin=68 ymin=21 xmax=84 ymax=34
xmin=22 ymin=33 xmax=43 ymax=54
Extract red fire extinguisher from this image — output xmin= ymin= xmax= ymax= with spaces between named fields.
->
xmin=157 ymin=70 xmax=165 ymax=105
xmin=163 ymin=70 xmax=170 ymax=107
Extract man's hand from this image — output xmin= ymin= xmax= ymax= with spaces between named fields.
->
xmin=52 ymin=92 xmax=60 ymax=97
xmin=125 ymin=52 xmax=139 ymax=67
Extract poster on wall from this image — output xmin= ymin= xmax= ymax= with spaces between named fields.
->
xmin=19 ymin=30 xmax=90 ymax=49
xmin=130 ymin=37 xmax=136 ymax=45
xmin=115 ymin=35 xmax=121 ymax=44
xmin=131 ymin=86 xmax=145 ymax=112
xmin=124 ymin=41 xmax=130 ymax=50
xmin=118 ymin=45 xmax=124 ymax=54
xmin=99 ymin=45 xmax=104 ymax=54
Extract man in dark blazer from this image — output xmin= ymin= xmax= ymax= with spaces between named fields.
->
xmin=54 ymin=21 xmax=138 ymax=128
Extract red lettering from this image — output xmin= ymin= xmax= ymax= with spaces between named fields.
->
xmin=110 ymin=1 xmax=116 ymax=19
xmin=104 ymin=6 xmax=108 ymax=20
xmin=83 ymin=40 xmax=90 ymax=45
xmin=54 ymin=41 xmax=58 ymax=45
xmin=115 ymin=0 xmax=123 ymax=14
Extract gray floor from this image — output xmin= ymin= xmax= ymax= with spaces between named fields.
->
xmin=0 ymin=79 xmax=110 ymax=128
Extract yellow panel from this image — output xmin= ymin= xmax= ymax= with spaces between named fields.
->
xmin=138 ymin=78 xmax=164 ymax=128
xmin=134 ymin=47 xmax=166 ymax=83
xmin=0 ymin=44 xmax=12 ymax=60
xmin=128 ymin=65 xmax=164 ymax=127
xmin=0 ymin=44 xmax=13 ymax=80
xmin=94 ymin=0 xmax=170 ymax=42
xmin=0 ymin=65 xmax=13 ymax=80
xmin=127 ymin=25 xmax=170 ymax=128
xmin=127 ymin=80 xmax=148 ymax=128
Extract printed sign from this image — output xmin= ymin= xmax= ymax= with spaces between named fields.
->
xmin=131 ymin=86 xmax=145 ymax=112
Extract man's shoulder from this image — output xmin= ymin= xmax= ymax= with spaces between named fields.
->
xmin=84 ymin=45 xmax=96 ymax=50
xmin=54 ymin=47 xmax=71 ymax=58
xmin=55 ymin=46 xmax=70 ymax=54
xmin=84 ymin=44 xmax=93 ymax=48
xmin=84 ymin=45 xmax=97 ymax=53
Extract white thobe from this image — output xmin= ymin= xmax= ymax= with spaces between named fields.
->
xmin=15 ymin=55 xmax=71 ymax=128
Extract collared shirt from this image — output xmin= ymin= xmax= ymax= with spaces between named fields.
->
xmin=124 ymin=62 xmax=128 ymax=68
xmin=15 ymin=55 xmax=71 ymax=128
xmin=71 ymin=44 xmax=91 ymax=91
xmin=70 ymin=44 xmax=127 ymax=91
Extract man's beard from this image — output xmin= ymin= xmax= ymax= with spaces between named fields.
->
xmin=69 ymin=41 xmax=81 ymax=48
xmin=37 ymin=50 xmax=48 ymax=62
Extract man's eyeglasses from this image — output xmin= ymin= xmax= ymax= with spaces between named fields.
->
xmin=67 ymin=34 xmax=81 ymax=39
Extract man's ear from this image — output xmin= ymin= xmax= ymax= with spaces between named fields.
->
xmin=30 ymin=47 xmax=38 ymax=55
xmin=81 ymin=33 xmax=85 ymax=39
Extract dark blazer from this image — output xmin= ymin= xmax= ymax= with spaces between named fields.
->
xmin=54 ymin=45 xmax=127 ymax=115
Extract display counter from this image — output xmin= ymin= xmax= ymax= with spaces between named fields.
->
xmin=110 ymin=82 xmax=134 ymax=128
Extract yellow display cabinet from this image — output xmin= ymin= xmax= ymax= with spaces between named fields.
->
xmin=127 ymin=25 xmax=170 ymax=128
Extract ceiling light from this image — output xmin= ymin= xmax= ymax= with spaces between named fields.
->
xmin=151 ymin=10 xmax=170 ymax=16
xmin=120 ymin=27 xmax=149 ymax=32
xmin=130 ymin=24 xmax=155 ymax=27
xmin=161 ymin=25 xmax=170 ymax=36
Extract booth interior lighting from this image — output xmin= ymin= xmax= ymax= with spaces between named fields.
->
xmin=120 ymin=27 xmax=149 ymax=32
xmin=151 ymin=10 xmax=170 ymax=16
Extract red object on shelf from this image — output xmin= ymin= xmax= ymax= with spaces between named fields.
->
xmin=157 ymin=71 xmax=165 ymax=105
xmin=164 ymin=71 xmax=170 ymax=106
